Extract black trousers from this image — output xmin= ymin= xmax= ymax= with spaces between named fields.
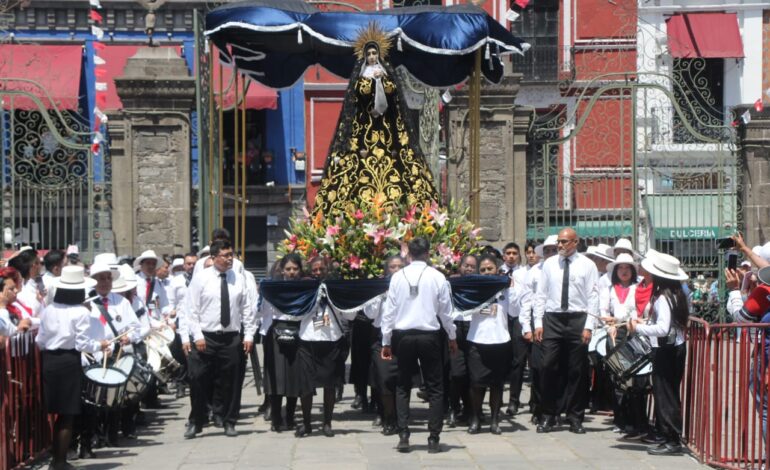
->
xmin=541 ymin=313 xmax=589 ymax=423
xmin=350 ymin=317 xmax=374 ymax=395
xmin=188 ymin=332 xmax=242 ymax=427
xmin=392 ymin=329 xmax=444 ymax=437
xmin=652 ymin=344 xmax=686 ymax=444
xmin=507 ymin=317 xmax=528 ymax=405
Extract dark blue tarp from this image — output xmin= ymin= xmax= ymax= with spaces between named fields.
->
xmin=448 ymin=275 xmax=510 ymax=312
xmin=324 ymin=278 xmax=391 ymax=311
xmin=205 ymin=0 xmax=528 ymax=88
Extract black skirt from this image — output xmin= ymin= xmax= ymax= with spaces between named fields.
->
xmin=263 ymin=323 xmax=313 ymax=397
xmin=298 ymin=338 xmax=347 ymax=389
xmin=468 ymin=341 xmax=512 ymax=387
xmin=369 ymin=328 xmax=399 ymax=394
xmin=450 ymin=320 xmax=471 ymax=378
xmin=42 ymin=349 xmax=83 ymax=415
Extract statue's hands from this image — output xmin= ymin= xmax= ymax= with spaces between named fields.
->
xmin=373 ymin=69 xmax=383 ymax=79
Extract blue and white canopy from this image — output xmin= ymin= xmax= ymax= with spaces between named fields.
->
xmin=205 ymin=0 xmax=529 ymax=89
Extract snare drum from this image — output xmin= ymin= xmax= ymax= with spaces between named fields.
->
xmin=603 ymin=334 xmax=653 ymax=380
xmin=115 ymin=355 xmax=152 ymax=402
xmin=83 ymin=365 xmax=128 ymax=408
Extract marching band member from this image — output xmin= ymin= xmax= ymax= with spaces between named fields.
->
xmin=88 ymin=263 xmax=143 ymax=442
xmin=183 ymin=240 xmax=256 ymax=439
xmin=629 ymin=252 xmax=689 ymax=456
xmin=36 ymin=266 xmax=110 ymax=470
xmin=134 ymin=250 xmax=170 ymax=319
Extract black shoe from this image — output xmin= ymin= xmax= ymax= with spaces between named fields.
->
xmin=224 ymin=424 xmax=237 ymax=437
xmin=647 ymin=443 xmax=683 ymax=456
xmin=294 ymin=423 xmax=311 ymax=438
xmin=270 ymin=424 xmax=282 ymax=433
xmin=447 ymin=410 xmax=457 ymax=428
xmin=285 ymin=419 xmax=297 ymax=431
xmin=641 ymin=434 xmax=666 ymax=445
xmin=530 ymin=414 xmax=541 ymax=425
xmin=78 ymin=445 xmax=96 ymax=459
xmin=620 ymin=431 xmax=642 ymax=441
xmin=212 ymin=415 xmax=224 ymax=428
xmin=322 ymin=423 xmax=334 ymax=437
xmin=427 ymin=436 xmax=441 ymax=454
xmin=382 ymin=424 xmax=398 ymax=436
xmin=257 ymin=401 xmax=268 ymax=413
xmin=397 ymin=433 xmax=410 ymax=453
xmin=569 ymin=422 xmax=586 ymax=434
xmin=123 ymin=432 xmax=137 ymax=440
xmin=416 ymin=390 xmax=428 ymax=402
xmin=490 ymin=419 xmax=502 ymax=435
xmin=351 ymin=395 xmax=363 ymax=410
xmin=537 ymin=417 xmax=555 ymax=434
xmin=505 ymin=401 xmax=518 ymax=417
xmin=467 ymin=419 xmax=481 ymax=435
xmin=184 ymin=423 xmax=200 ymax=439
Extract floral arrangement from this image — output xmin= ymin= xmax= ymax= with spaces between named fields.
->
xmin=279 ymin=195 xmax=483 ymax=279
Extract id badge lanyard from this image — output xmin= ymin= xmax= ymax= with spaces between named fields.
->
xmin=405 ymin=266 xmax=428 ymax=297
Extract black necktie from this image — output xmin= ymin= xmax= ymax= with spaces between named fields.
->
xmin=561 ymin=258 xmax=570 ymax=311
xmin=220 ymin=272 xmax=230 ymax=328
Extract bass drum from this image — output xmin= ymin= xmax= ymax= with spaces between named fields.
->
xmin=83 ymin=365 xmax=128 ymax=408
xmin=115 ymin=354 xmax=152 ymax=402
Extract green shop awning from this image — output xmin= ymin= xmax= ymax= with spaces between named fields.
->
xmin=526 ymin=220 xmax=633 ymax=240
xmin=646 ymin=194 xmax=736 ymax=240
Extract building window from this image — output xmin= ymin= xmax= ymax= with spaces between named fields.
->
xmin=510 ymin=0 xmax=559 ymax=82
xmin=671 ymin=58 xmax=724 ymax=143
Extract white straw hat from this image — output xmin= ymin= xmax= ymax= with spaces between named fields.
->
xmin=641 ymin=251 xmax=688 ymax=281
xmin=89 ymin=262 xmax=119 ymax=280
xmin=586 ymin=243 xmax=614 ymax=262
xmin=55 ymin=266 xmax=97 ymax=290
xmin=614 ymin=238 xmax=634 ymax=255
xmin=171 ymin=258 xmax=185 ymax=270
xmin=112 ymin=263 xmax=138 ymax=293
xmin=93 ymin=252 xmax=119 ymax=267
xmin=133 ymin=250 xmax=163 ymax=270
xmin=535 ymin=234 xmax=559 ymax=258
xmin=606 ymin=253 xmax=637 ymax=276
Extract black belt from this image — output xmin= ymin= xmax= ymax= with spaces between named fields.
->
xmin=546 ymin=311 xmax=586 ymax=315
xmin=202 ymin=330 xmax=239 ymax=337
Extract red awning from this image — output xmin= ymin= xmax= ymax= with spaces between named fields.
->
xmin=213 ymin=65 xmax=278 ymax=110
xmin=0 ymin=45 xmax=83 ymax=110
xmin=666 ymin=13 xmax=744 ymax=59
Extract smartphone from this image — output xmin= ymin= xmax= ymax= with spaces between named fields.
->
xmin=717 ymin=237 xmax=735 ymax=250
xmin=727 ymin=251 xmax=738 ymax=271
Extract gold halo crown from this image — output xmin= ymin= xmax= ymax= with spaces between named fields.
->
xmin=354 ymin=22 xmax=392 ymax=62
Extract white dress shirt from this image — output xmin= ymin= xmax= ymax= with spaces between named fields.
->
xmin=35 ymin=303 xmax=103 ymax=353
xmin=363 ymin=295 xmax=387 ymax=328
xmin=184 ymin=266 xmax=257 ymax=343
xmin=0 ymin=308 xmax=18 ymax=336
xmin=18 ymin=279 xmax=43 ymax=317
xmin=467 ymin=286 xmax=516 ymax=344
xmin=599 ymin=283 xmax=638 ymax=323
xmin=167 ymin=272 xmax=189 ymax=311
xmin=533 ymin=252 xmax=599 ymax=331
xmin=299 ymin=303 xmax=356 ymax=342
xmin=519 ymin=261 xmax=543 ymax=334
xmin=635 ymin=296 xmax=685 ymax=347
xmin=136 ymin=271 xmax=171 ymax=316
xmin=42 ymin=272 xmax=58 ymax=305
xmin=598 ymin=272 xmax=611 ymax=292
xmin=380 ymin=261 xmax=456 ymax=346
xmin=89 ymin=292 xmax=143 ymax=349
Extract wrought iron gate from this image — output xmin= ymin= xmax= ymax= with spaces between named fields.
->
xmin=0 ymin=79 xmax=100 ymax=258
xmin=525 ymin=27 xmax=739 ymax=321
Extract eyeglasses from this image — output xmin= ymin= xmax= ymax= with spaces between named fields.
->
xmin=556 ymin=239 xmax=576 ymax=245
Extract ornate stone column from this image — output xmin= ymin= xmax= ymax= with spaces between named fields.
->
xmin=447 ymin=72 xmax=526 ymax=245
xmin=737 ymin=105 xmax=770 ymax=247
xmin=109 ymin=46 xmax=195 ymax=256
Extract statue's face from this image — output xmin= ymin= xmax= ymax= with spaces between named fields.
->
xmin=366 ymin=47 xmax=379 ymax=66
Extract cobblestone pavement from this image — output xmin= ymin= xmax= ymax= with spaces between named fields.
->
xmin=59 ymin=356 xmax=706 ymax=470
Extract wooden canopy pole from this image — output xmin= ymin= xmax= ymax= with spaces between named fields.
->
xmin=469 ymin=49 xmax=482 ymax=226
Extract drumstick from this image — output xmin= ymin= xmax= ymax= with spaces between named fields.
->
xmin=102 ymin=350 xmax=109 ymax=378
xmin=83 ymin=352 xmax=95 ymax=362
xmin=115 ymin=344 xmax=124 ymax=363
xmin=109 ymin=328 xmax=135 ymax=344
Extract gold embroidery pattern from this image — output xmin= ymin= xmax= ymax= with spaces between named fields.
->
xmin=314 ymin=76 xmax=438 ymax=216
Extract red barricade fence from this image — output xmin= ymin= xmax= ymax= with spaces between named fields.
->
xmin=684 ymin=317 xmax=770 ymax=469
xmin=0 ymin=332 xmax=51 ymax=470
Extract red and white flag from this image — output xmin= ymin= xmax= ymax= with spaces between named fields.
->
xmin=514 ymin=0 xmax=530 ymax=9
xmin=755 ymin=99 xmax=765 ymax=112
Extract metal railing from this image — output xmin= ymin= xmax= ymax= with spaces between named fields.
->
xmin=0 ymin=331 xmax=51 ymax=470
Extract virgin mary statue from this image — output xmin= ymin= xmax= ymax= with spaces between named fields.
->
xmin=313 ymin=23 xmax=439 ymax=217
